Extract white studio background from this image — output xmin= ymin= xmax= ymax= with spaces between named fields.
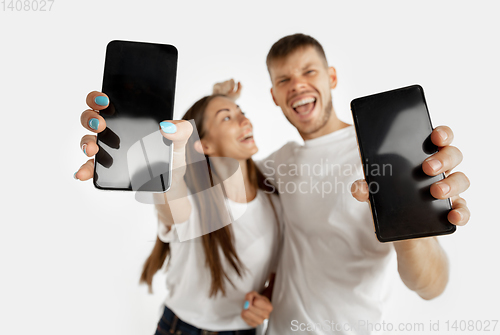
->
xmin=1 ymin=1 xmax=499 ymax=334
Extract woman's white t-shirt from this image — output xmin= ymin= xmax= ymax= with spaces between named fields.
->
xmin=156 ymin=189 xmax=281 ymax=331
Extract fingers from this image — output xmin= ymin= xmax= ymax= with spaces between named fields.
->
xmin=351 ymin=179 xmax=369 ymax=203
xmin=241 ymin=291 xmax=273 ymax=327
xmin=213 ymin=79 xmax=242 ymax=101
xmin=213 ymin=79 xmax=235 ymax=95
xmin=233 ymin=81 xmax=242 ymax=95
xmin=431 ymin=126 xmax=454 ymax=148
xmin=74 ymin=159 xmax=95 ymax=181
xmin=422 ymin=145 xmax=463 ymax=177
xmin=86 ymin=91 xmax=109 ymax=110
xmin=448 ymin=196 xmax=470 ymax=226
xmin=430 ymin=171 xmax=470 ymax=200
xmin=80 ymin=134 xmax=98 ymax=157
xmin=159 ymin=120 xmax=194 ymax=150
xmin=81 ymin=109 xmax=107 ymax=133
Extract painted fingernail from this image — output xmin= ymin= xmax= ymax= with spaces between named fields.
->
xmin=73 ymin=172 xmax=79 ymax=180
xmin=89 ymin=118 xmax=99 ymax=130
xmin=160 ymin=121 xmax=177 ymax=134
xmin=81 ymin=143 xmax=87 ymax=156
xmin=243 ymin=301 xmax=250 ymax=310
xmin=94 ymin=96 xmax=109 ymax=106
xmin=436 ymin=128 xmax=448 ymax=141
xmin=437 ymin=182 xmax=450 ymax=196
xmin=426 ymin=159 xmax=442 ymax=172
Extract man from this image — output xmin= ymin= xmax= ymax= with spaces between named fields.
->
xmin=222 ymin=34 xmax=470 ymax=334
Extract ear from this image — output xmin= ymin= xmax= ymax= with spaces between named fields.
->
xmin=194 ymin=139 xmax=214 ymax=156
xmin=328 ymin=66 xmax=337 ymax=90
xmin=270 ymin=87 xmax=278 ymax=106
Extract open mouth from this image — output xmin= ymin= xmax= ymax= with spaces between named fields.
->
xmin=240 ymin=131 xmax=254 ymax=142
xmin=292 ymin=97 xmax=316 ymax=116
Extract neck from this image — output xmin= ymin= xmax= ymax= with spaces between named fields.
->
xmin=221 ymin=158 xmax=257 ymax=203
xmin=300 ymin=105 xmax=351 ymax=141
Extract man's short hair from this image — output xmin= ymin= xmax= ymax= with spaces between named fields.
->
xmin=266 ymin=33 xmax=328 ymax=72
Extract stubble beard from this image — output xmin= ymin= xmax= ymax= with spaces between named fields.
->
xmin=285 ymin=98 xmax=333 ymax=136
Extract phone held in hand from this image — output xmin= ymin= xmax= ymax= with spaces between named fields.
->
xmin=350 ymin=85 xmax=455 ymax=242
xmin=94 ymin=40 xmax=178 ymax=193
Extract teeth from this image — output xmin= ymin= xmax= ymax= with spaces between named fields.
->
xmin=242 ymin=132 xmax=253 ymax=140
xmin=292 ymin=97 xmax=316 ymax=108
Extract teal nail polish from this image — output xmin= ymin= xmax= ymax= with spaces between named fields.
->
xmin=73 ymin=172 xmax=78 ymax=180
xmin=94 ymin=96 xmax=109 ymax=106
xmin=89 ymin=118 xmax=99 ymax=130
xmin=243 ymin=301 xmax=250 ymax=310
xmin=160 ymin=121 xmax=177 ymax=134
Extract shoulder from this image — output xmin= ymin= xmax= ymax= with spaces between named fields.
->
xmin=255 ymin=141 xmax=300 ymax=172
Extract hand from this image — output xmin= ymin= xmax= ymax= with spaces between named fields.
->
xmin=74 ymin=91 xmax=109 ymax=181
xmin=74 ymin=91 xmax=193 ymax=181
xmin=351 ymin=125 xmax=470 ymax=226
xmin=213 ymin=78 xmax=242 ymax=101
xmin=241 ymin=291 xmax=273 ymax=327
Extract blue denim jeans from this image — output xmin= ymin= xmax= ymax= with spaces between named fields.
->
xmin=154 ymin=304 xmax=257 ymax=335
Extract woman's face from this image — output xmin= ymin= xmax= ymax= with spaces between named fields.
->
xmin=200 ymin=96 xmax=258 ymax=160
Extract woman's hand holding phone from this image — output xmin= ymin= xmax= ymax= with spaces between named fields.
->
xmin=74 ymin=91 xmax=193 ymax=182
xmin=74 ymin=91 xmax=110 ymax=181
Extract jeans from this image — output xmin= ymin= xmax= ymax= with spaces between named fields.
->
xmin=154 ymin=304 xmax=257 ymax=335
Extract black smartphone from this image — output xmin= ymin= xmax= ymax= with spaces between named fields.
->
xmin=94 ymin=40 xmax=178 ymax=192
xmin=350 ymin=85 xmax=455 ymax=242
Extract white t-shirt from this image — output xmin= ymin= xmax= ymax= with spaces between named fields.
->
xmin=157 ymin=189 xmax=282 ymax=331
xmin=257 ymin=125 xmax=395 ymax=335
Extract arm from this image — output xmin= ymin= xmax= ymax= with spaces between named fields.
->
xmin=393 ymin=237 xmax=449 ymax=300
xmin=153 ymin=120 xmax=194 ymax=227
xmin=351 ymin=126 xmax=470 ymax=300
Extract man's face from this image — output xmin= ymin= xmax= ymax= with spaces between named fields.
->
xmin=269 ymin=46 xmax=337 ymax=138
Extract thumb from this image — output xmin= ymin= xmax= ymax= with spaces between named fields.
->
xmin=351 ymin=179 xmax=370 ymax=203
xmin=159 ymin=120 xmax=193 ymax=151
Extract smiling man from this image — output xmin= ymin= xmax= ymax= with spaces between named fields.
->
xmin=247 ymin=34 xmax=470 ymax=334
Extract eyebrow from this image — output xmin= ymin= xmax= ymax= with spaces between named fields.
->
xmin=215 ymin=105 xmax=240 ymax=116
xmin=302 ymin=62 xmax=314 ymax=70
xmin=274 ymin=63 xmax=316 ymax=82
xmin=215 ymin=108 xmax=230 ymax=116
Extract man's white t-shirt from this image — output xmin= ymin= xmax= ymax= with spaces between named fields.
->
xmin=157 ymin=189 xmax=282 ymax=331
xmin=257 ymin=125 xmax=396 ymax=335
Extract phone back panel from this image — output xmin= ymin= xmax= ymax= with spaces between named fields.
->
xmin=351 ymin=85 xmax=455 ymax=242
xmin=94 ymin=40 xmax=177 ymax=192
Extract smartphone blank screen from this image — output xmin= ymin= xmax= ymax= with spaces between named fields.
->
xmin=94 ymin=40 xmax=177 ymax=192
xmin=351 ymin=85 xmax=455 ymax=242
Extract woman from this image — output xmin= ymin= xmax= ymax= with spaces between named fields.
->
xmin=74 ymin=84 xmax=281 ymax=334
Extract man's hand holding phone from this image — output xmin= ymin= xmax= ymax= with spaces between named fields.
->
xmin=351 ymin=125 xmax=470 ymax=227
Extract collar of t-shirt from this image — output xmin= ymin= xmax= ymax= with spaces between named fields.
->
xmin=303 ymin=124 xmax=354 ymax=148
